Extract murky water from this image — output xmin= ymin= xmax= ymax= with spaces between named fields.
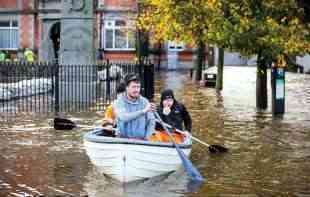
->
xmin=1 ymin=66 xmax=310 ymax=197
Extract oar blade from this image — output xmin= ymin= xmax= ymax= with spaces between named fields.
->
xmin=153 ymin=112 xmax=204 ymax=182
xmin=53 ymin=118 xmax=77 ymax=130
xmin=175 ymin=146 xmax=204 ymax=182
xmin=209 ymin=145 xmax=228 ymax=153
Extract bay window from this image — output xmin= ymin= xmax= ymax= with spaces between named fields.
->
xmin=103 ymin=20 xmax=135 ymax=50
xmin=0 ymin=20 xmax=19 ymax=49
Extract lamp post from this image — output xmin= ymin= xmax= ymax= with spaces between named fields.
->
xmin=271 ymin=56 xmax=286 ymax=115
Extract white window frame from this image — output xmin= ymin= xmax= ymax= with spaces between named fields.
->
xmin=167 ymin=41 xmax=185 ymax=52
xmin=98 ymin=0 xmax=104 ymax=8
xmin=103 ymin=19 xmax=136 ymax=51
xmin=0 ymin=20 xmax=19 ymax=50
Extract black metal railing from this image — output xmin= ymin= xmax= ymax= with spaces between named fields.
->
xmin=0 ymin=60 xmax=154 ymax=115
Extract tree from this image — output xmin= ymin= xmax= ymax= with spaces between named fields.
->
xmin=139 ymin=0 xmax=310 ymax=109
xmin=137 ymin=0 xmax=222 ymax=81
xmin=298 ymin=0 xmax=310 ymax=23
xmin=212 ymin=0 xmax=310 ymax=109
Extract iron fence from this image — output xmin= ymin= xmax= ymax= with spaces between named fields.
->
xmin=0 ymin=60 xmax=154 ymax=115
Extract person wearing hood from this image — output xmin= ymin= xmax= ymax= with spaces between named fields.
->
xmin=113 ymin=73 xmax=156 ymax=139
xmin=157 ymin=89 xmax=192 ymax=132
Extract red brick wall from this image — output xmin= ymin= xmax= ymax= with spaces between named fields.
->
xmin=103 ymin=51 xmax=136 ymax=61
xmin=104 ymin=0 xmax=137 ymax=9
xmin=20 ymin=15 xmax=33 ymax=48
xmin=21 ymin=0 xmax=34 ymax=10
xmin=0 ymin=0 xmax=17 ymax=8
xmin=178 ymin=51 xmax=193 ymax=61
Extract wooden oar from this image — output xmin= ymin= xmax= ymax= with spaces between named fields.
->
xmin=157 ymin=121 xmax=228 ymax=153
xmin=154 ymin=112 xmax=204 ymax=182
xmin=53 ymin=117 xmax=114 ymax=131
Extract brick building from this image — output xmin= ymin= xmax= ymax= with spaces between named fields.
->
xmin=0 ymin=0 xmax=206 ymax=69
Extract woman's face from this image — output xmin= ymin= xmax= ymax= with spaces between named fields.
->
xmin=163 ymin=98 xmax=174 ymax=108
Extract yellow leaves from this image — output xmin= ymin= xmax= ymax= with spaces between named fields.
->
xmin=289 ymin=17 xmax=300 ymax=26
xmin=207 ymin=0 xmax=218 ymax=10
xmin=139 ymin=0 xmax=309 ymax=59
xmin=266 ymin=16 xmax=279 ymax=30
xmin=284 ymin=38 xmax=310 ymax=55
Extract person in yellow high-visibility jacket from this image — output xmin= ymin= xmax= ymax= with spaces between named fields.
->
xmin=102 ymin=82 xmax=126 ymax=127
xmin=24 ymin=48 xmax=35 ymax=63
xmin=0 ymin=51 xmax=6 ymax=62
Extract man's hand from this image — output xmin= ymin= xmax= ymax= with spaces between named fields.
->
xmin=102 ymin=118 xmax=114 ymax=127
xmin=143 ymin=102 xmax=156 ymax=113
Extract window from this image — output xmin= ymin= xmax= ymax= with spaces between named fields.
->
xmin=0 ymin=20 xmax=19 ymax=49
xmin=168 ymin=41 xmax=185 ymax=51
xmin=103 ymin=20 xmax=135 ymax=50
xmin=98 ymin=0 xmax=104 ymax=8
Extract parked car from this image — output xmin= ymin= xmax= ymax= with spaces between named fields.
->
xmin=202 ymin=66 xmax=217 ymax=87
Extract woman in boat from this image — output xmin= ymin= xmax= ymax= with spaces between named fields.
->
xmin=157 ymin=89 xmax=192 ymax=133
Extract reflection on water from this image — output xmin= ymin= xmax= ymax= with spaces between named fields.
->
xmin=1 ymin=66 xmax=310 ymax=196
xmin=84 ymin=167 xmax=193 ymax=197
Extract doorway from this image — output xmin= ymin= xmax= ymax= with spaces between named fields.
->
xmin=49 ymin=22 xmax=60 ymax=63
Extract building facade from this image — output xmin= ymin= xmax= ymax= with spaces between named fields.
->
xmin=1 ymin=0 xmax=270 ymax=70
xmin=0 ymin=0 xmax=205 ymax=69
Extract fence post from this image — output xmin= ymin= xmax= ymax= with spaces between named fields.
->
xmin=54 ymin=63 xmax=59 ymax=112
xmin=143 ymin=63 xmax=154 ymax=100
xmin=106 ymin=59 xmax=111 ymax=102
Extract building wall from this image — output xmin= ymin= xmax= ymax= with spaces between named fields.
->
xmin=20 ymin=15 xmax=33 ymax=48
xmin=214 ymin=47 xmax=248 ymax=66
xmin=297 ymin=55 xmax=310 ymax=73
xmin=103 ymin=0 xmax=137 ymax=10
xmin=0 ymin=0 xmax=207 ymax=67
xmin=103 ymin=51 xmax=136 ymax=61
xmin=0 ymin=0 xmax=34 ymax=51
xmin=0 ymin=0 xmax=17 ymax=9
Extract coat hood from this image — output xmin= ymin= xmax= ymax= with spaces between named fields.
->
xmin=160 ymin=89 xmax=176 ymax=106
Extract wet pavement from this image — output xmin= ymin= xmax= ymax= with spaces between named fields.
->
xmin=1 ymin=66 xmax=310 ymax=196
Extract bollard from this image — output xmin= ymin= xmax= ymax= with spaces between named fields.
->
xmin=271 ymin=67 xmax=285 ymax=115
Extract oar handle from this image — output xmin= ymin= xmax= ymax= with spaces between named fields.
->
xmin=155 ymin=120 xmax=211 ymax=148
xmin=188 ymin=136 xmax=210 ymax=148
xmin=154 ymin=113 xmax=174 ymax=139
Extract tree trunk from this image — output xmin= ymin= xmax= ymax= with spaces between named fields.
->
xmin=157 ymin=42 xmax=162 ymax=71
xmin=136 ymin=30 xmax=149 ymax=63
xmin=207 ymin=46 xmax=215 ymax=67
xmin=194 ymin=41 xmax=206 ymax=81
xmin=256 ymin=50 xmax=268 ymax=109
xmin=216 ymin=47 xmax=224 ymax=90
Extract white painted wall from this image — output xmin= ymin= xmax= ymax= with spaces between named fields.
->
xmin=297 ymin=55 xmax=310 ymax=73
xmin=214 ymin=47 xmax=248 ymax=66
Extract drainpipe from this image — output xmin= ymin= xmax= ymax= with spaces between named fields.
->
xmin=33 ymin=0 xmax=39 ymax=52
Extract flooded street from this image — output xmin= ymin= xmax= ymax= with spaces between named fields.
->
xmin=1 ymin=66 xmax=310 ymax=196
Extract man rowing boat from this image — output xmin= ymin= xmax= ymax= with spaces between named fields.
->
xmin=113 ymin=73 xmax=156 ymax=139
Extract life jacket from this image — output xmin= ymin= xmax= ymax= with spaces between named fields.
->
xmin=148 ymin=130 xmax=184 ymax=144
xmin=104 ymin=104 xmax=115 ymax=120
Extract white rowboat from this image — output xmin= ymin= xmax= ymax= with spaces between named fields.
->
xmin=84 ymin=128 xmax=192 ymax=182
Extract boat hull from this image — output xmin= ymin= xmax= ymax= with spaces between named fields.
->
xmin=84 ymin=129 xmax=192 ymax=182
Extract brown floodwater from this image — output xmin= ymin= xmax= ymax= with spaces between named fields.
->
xmin=1 ymin=66 xmax=310 ymax=197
